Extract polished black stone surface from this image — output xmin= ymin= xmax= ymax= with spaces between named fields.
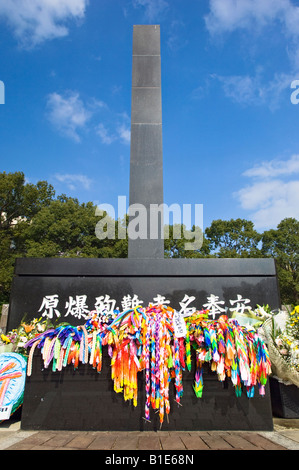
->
xmin=8 ymin=257 xmax=280 ymax=331
xmin=20 ymin=350 xmax=273 ymax=431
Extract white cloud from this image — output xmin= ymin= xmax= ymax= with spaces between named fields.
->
xmin=117 ymin=124 xmax=131 ymax=145
xmin=234 ymin=154 xmax=299 ymax=228
xmin=236 ymin=179 xmax=284 ymax=211
xmin=96 ymin=117 xmax=131 ymax=146
xmin=236 ymin=179 xmax=299 ymax=228
xmin=215 ymin=73 xmax=263 ymax=105
xmin=96 ymin=123 xmax=116 ymax=145
xmin=0 ymin=0 xmax=88 ymax=47
xmin=205 ymin=0 xmax=299 ymax=108
xmin=46 ymin=91 xmax=130 ymax=146
xmin=167 ymin=20 xmax=188 ymax=52
xmin=132 ymin=0 xmax=168 ymax=21
xmin=213 ymin=70 xmax=292 ymax=109
xmin=243 ymin=154 xmax=299 ymax=178
xmin=205 ymin=0 xmax=299 ymax=38
xmin=54 ymin=173 xmax=92 ymax=191
xmin=46 ymin=91 xmax=92 ymax=142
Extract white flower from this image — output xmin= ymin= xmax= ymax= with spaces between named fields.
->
xmin=17 ymin=338 xmax=27 ymax=347
xmin=275 ymin=338 xmax=283 ymax=347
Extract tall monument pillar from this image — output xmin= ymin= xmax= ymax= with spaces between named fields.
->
xmin=128 ymin=25 xmax=164 ymax=259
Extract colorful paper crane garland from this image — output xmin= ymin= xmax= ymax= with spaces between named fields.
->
xmin=24 ymin=304 xmax=271 ymax=426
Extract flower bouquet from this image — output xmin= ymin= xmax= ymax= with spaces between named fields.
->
xmin=231 ymin=304 xmax=273 ymax=330
xmin=262 ymin=306 xmax=299 ymax=386
xmin=0 ymin=317 xmax=56 ymax=356
xmin=262 ymin=306 xmax=299 ymax=418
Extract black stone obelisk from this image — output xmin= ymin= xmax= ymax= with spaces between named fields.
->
xmin=128 ymin=25 xmax=164 ymax=259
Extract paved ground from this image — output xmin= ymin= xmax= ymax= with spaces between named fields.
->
xmin=1 ymin=418 xmax=299 ymax=450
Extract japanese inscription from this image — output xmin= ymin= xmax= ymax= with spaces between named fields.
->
xmin=37 ymin=292 xmax=252 ymax=321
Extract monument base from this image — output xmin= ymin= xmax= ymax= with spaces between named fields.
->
xmin=8 ymin=257 xmax=278 ymax=432
xmin=20 ymin=351 xmax=273 ymax=432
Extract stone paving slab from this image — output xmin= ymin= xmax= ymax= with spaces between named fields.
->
xmin=279 ymin=430 xmax=299 ymax=443
xmin=1 ymin=429 xmax=292 ymax=450
xmin=2 ymin=417 xmax=299 ymax=451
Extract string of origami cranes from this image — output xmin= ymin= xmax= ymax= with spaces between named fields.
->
xmin=24 ymin=304 xmax=271 ymax=426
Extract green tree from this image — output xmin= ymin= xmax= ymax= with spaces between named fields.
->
xmin=0 ymin=171 xmax=55 ymax=304
xmin=205 ymin=218 xmax=262 ymax=257
xmin=164 ymin=224 xmax=210 ymax=258
xmin=0 ymin=171 xmax=54 ymax=230
xmin=21 ymin=195 xmax=127 ymax=259
xmin=2 ymin=171 xmax=298 ymax=309
xmin=262 ymin=218 xmax=299 ymax=305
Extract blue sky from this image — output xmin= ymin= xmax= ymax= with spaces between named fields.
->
xmin=1 ymin=0 xmax=299 ymax=232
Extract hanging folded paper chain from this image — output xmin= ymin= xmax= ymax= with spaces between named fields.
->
xmin=24 ymin=303 xmax=271 ymax=426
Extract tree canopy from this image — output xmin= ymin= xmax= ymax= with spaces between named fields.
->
xmin=205 ymin=218 xmax=262 ymax=258
xmin=262 ymin=218 xmax=299 ymax=305
xmin=0 ymin=171 xmax=298 ymax=307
